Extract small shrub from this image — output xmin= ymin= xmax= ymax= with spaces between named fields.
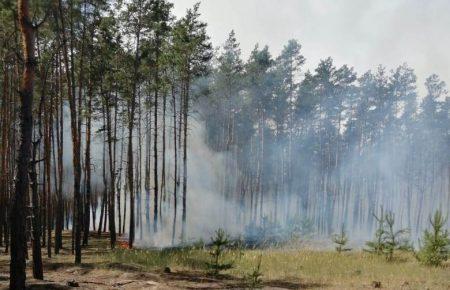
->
xmin=382 ymin=212 xmax=410 ymax=261
xmin=416 ymin=210 xmax=450 ymax=266
xmin=207 ymin=228 xmax=233 ymax=274
xmin=365 ymin=208 xmax=386 ymax=255
xmin=365 ymin=208 xmax=410 ymax=261
xmin=192 ymin=238 xmax=206 ymax=250
xmin=244 ymin=216 xmax=315 ymax=248
xmin=286 ymin=215 xmax=315 ymax=238
xmin=245 ymin=254 xmax=263 ymax=288
xmin=332 ymin=224 xmax=351 ymax=253
xmin=230 ymin=236 xmax=245 ymax=260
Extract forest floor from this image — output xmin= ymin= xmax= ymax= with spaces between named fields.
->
xmin=0 ymin=232 xmax=448 ymax=289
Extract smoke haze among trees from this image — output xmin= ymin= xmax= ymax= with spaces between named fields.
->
xmin=0 ymin=0 xmax=449 ymax=287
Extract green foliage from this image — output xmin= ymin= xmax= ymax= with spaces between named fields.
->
xmin=365 ymin=208 xmax=410 ymax=261
xmin=243 ymin=216 xmax=315 ymax=248
xmin=416 ymin=210 xmax=450 ymax=266
xmin=365 ymin=209 xmax=386 ymax=255
xmin=332 ymin=225 xmax=350 ymax=253
xmin=288 ymin=216 xmax=315 ymax=238
xmin=192 ymin=238 xmax=206 ymax=250
xmin=207 ymin=228 xmax=233 ymax=274
xmin=245 ymin=255 xmax=263 ymax=288
xmin=230 ymin=236 xmax=245 ymax=260
xmin=383 ymin=212 xmax=412 ymax=260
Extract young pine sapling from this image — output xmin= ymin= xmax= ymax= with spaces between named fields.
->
xmin=332 ymin=224 xmax=351 ymax=253
xmin=365 ymin=208 xmax=410 ymax=260
xmin=246 ymin=254 xmax=263 ymax=288
xmin=416 ymin=210 xmax=450 ymax=266
xmin=208 ymin=228 xmax=233 ymax=274
xmin=365 ymin=208 xmax=386 ymax=255
xmin=382 ymin=212 xmax=410 ymax=261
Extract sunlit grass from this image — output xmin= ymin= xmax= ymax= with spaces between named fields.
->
xmin=105 ymin=246 xmax=450 ymax=289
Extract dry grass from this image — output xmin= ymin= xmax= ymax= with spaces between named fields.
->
xmin=0 ymin=233 xmax=448 ymax=289
xmin=107 ymin=245 xmax=450 ymax=289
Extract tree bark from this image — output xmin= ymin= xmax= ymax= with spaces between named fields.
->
xmin=128 ymin=28 xmax=141 ymax=248
xmin=10 ymin=0 xmax=35 ymax=287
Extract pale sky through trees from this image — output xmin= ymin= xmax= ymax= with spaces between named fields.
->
xmin=172 ymin=0 xmax=450 ymax=94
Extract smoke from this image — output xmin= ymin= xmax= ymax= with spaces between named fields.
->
xmin=134 ymin=119 xmax=244 ymax=247
xmin=57 ymin=74 xmax=448 ymax=250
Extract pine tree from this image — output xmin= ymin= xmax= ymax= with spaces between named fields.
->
xmin=416 ymin=210 xmax=450 ymax=266
xmin=208 ymin=228 xmax=233 ymax=274
xmin=332 ymin=224 xmax=350 ymax=253
xmin=382 ymin=212 xmax=410 ymax=261
xmin=365 ymin=209 xmax=386 ymax=255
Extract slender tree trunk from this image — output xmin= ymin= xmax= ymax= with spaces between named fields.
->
xmin=145 ymin=118 xmax=151 ymax=232
xmin=161 ymin=91 xmax=167 ymax=215
xmin=117 ymin=122 xmax=125 ymax=235
xmin=153 ymin=82 xmax=159 ymax=233
xmin=30 ymin=139 xmax=43 ymax=280
xmin=54 ymin=52 xmax=64 ymax=254
xmin=106 ymin=96 xmax=116 ymax=248
xmin=171 ymin=83 xmax=178 ymax=245
xmin=83 ymin=79 xmax=93 ymax=246
xmin=57 ymin=0 xmax=82 ymax=264
xmin=45 ymin=87 xmax=53 ymax=258
xmin=128 ymin=28 xmax=141 ymax=248
xmin=181 ymin=78 xmax=189 ymax=241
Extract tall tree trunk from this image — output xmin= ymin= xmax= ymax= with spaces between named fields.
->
xmin=98 ymin=110 xmax=108 ymax=236
xmin=171 ymin=83 xmax=177 ymax=245
xmin=57 ymin=0 xmax=82 ymax=264
xmin=181 ymin=78 xmax=189 ymax=241
xmin=54 ymin=52 xmax=64 ymax=254
xmin=128 ymin=28 xmax=141 ymax=248
xmin=106 ymin=96 xmax=116 ymax=248
xmin=45 ymin=87 xmax=53 ymax=258
xmin=153 ymin=83 xmax=159 ymax=233
xmin=30 ymin=139 xmax=43 ymax=280
xmin=10 ymin=0 xmax=35 ymax=287
xmin=117 ymin=122 xmax=125 ymax=235
xmin=83 ymin=79 xmax=93 ymax=246
xmin=161 ymin=92 xmax=167 ymax=201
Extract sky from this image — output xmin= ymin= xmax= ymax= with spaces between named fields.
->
xmin=171 ymin=0 xmax=450 ymax=95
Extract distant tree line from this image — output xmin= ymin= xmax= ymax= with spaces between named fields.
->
xmin=201 ymin=32 xmax=449 ymax=239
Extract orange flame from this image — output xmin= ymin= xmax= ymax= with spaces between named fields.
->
xmin=118 ymin=241 xmax=130 ymax=249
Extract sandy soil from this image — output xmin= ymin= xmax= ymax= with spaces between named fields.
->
xmin=0 ymin=233 xmax=313 ymax=289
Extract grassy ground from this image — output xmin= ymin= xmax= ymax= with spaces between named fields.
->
xmin=108 ymin=246 xmax=449 ymax=289
xmin=0 ymin=233 xmax=448 ymax=289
